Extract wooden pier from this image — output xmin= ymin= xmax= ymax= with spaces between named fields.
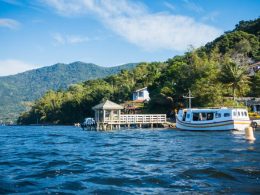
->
xmin=98 ymin=114 xmax=166 ymax=130
xmin=92 ymin=100 xmax=167 ymax=131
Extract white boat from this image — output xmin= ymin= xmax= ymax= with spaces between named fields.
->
xmin=176 ymin=107 xmax=251 ymax=131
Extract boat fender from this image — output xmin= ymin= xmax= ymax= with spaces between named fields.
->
xmin=245 ymin=127 xmax=256 ymax=141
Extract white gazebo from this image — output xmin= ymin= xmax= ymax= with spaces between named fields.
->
xmin=92 ymin=100 xmax=124 ymax=130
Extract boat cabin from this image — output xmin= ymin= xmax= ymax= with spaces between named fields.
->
xmin=178 ymin=108 xmax=249 ymax=122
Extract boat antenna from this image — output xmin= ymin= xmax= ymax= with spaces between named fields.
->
xmin=183 ymin=89 xmax=194 ymax=108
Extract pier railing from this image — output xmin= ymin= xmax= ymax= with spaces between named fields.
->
xmin=104 ymin=114 xmax=166 ymax=124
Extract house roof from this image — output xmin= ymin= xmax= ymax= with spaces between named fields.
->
xmin=134 ymin=87 xmax=147 ymax=92
xmin=92 ymin=100 xmax=124 ymax=110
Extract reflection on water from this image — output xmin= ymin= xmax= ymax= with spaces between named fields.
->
xmin=0 ymin=126 xmax=260 ymax=194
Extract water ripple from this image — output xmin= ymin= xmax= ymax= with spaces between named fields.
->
xmin=0 ymin=126 xmax=260 ymax=194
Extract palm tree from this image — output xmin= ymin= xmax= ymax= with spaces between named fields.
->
xmin=220 ymin=62 xmax=250 ymax=100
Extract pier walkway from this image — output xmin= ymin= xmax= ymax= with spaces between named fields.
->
xmin=92 ymin=100 xmax=167 ymax=130
xmin=97 ymin=114 xmax=166 ymax=130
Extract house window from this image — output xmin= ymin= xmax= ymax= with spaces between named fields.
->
xmin=139 ymin=91 xmax=144 ymax=97
xmin=233 ymin=111 xmax=236 ymax=116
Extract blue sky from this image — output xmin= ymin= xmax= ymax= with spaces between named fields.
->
xmin=0 ymin=0 xmax=259 ymax=76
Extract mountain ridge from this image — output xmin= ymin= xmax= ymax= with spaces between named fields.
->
xmin=0 ymin=61 xmax=137 ymax=122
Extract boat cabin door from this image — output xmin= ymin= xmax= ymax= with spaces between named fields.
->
xmin=182 ymin=110 xmax=191 ymax=122
xmin=182 ymin=111 xmax=186 ymax=121
xmin=185 ymin=110 xmax=191 ymax=122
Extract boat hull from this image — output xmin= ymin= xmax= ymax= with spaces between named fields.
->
xmin=176 ymin=118 xmax=251 ymax=131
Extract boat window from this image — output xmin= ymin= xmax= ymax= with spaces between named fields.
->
xmin=206 ymin=113 xmax=214 ymax=120
xmin=186 ymin=114 xmax=190 ymax=119
xmin=224 ymin=113 xmax=230 ymax=117
xmin=233 ymin=111 xmax=236 ymax=116
xmin=193 ymin=112 xmax=213 ymax=121
xmin=238 ymin=111 xmax=241 ymax=116
xmin=215 ymin=113 xmax=221 ymax=118
xmin=193 ymin=113 xmax=199 ymax=121
xmin=244 ymin=111 xmax=248 ymax=116
xmin=183 ymin=112 xmax=187 ymax=121
xmin=201 ymin=113 xmax=207 ymax=120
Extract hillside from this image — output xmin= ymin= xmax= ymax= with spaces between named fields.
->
xmin=0 ymin=62 xmax=136 ymax=122
xmin=18 ymin=18 xmax=260 ymax=125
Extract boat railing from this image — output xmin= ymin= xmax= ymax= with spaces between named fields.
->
xmin=181 ymin=106 xmax=248 ymax=110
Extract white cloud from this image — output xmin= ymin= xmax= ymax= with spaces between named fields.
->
xmin=52 ymin=33 xmax=65 ymax=45
xmin=202 ymin=11 xmax=219 ymax=22
xmin=182 ymin=0 xmax=204 ymax=13
xmin=106 ymin=14 xmax=221 ymax=51
xmin=52 ymin=33 xmax=89 ymax=45
xmin=0 ymin=59 xmax=37 ymax=76
xmin=0 ymin=18 xmax=20 ymax=29
xmin=43 ymin=0 xmax=222 ymax=51
xmin=66 ymin=35 xmax=89 ymax=44
xmin=164 ymin=1 xmax=176 ymax=11
xmin=43 ymin=0 xmax=87 ymax=15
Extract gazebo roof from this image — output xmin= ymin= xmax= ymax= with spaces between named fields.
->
xmin=92 ymin=100 xmax=124 ymax=110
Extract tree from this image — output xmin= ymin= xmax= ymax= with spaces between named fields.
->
xmin=251 ymin=71 xmax=260 ymax=97
xmin=219 ymin=61 xmax=250 ymax=100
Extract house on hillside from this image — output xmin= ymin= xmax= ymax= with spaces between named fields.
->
xmin=132 ymin=87 xmax=150 ymax=102
xmin=121 ymin=87 xmax=150 ymax=114
xmin=236 ymin=97 xmax=260 ymax=113
xmin=248 ymin=61 xmax=260 ymax=76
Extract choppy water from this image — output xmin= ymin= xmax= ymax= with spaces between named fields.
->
xmin=0 ymin=126 xmax=260 ymax=194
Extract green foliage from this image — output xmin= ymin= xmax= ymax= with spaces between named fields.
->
xmin=219 ymin=61 xmax=251 ymax=99
xmin=250 ymin=71 xmax=260 ymax=96
xmin=18 ymin=18 xmax=260 ymax=124
xmin=148 ymin=18 xmax=259 ymax=113
xmin=205 ymin=27 xmax=259 ymax=61
xmin=234 ymin=18 xmax=260 ymax=36
xmin=0 ymin=62 xmax=136 ymax=122
xmin=18 ymin=62 xmax=166 ymax=124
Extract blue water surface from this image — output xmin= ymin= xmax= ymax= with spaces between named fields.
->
xmin=0 ymin=126 xmax=260 ymax=194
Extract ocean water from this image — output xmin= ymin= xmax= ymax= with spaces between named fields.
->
xmin=0 ymin=126 xmax=260 ymax=194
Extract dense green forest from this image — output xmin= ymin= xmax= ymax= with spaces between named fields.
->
xmin=0 ymin=62 xmax=136 ymax=122
xmin=18 ymin=18 xmax=260 ymax=125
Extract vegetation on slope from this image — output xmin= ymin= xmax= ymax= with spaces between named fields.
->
xmin=18 ymin=62 xmax=166 ymax=124
xmin=18 ymin=18 xmax=260 ymax=125
xmin=0 ymin=62 xmax=136 ymax=122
